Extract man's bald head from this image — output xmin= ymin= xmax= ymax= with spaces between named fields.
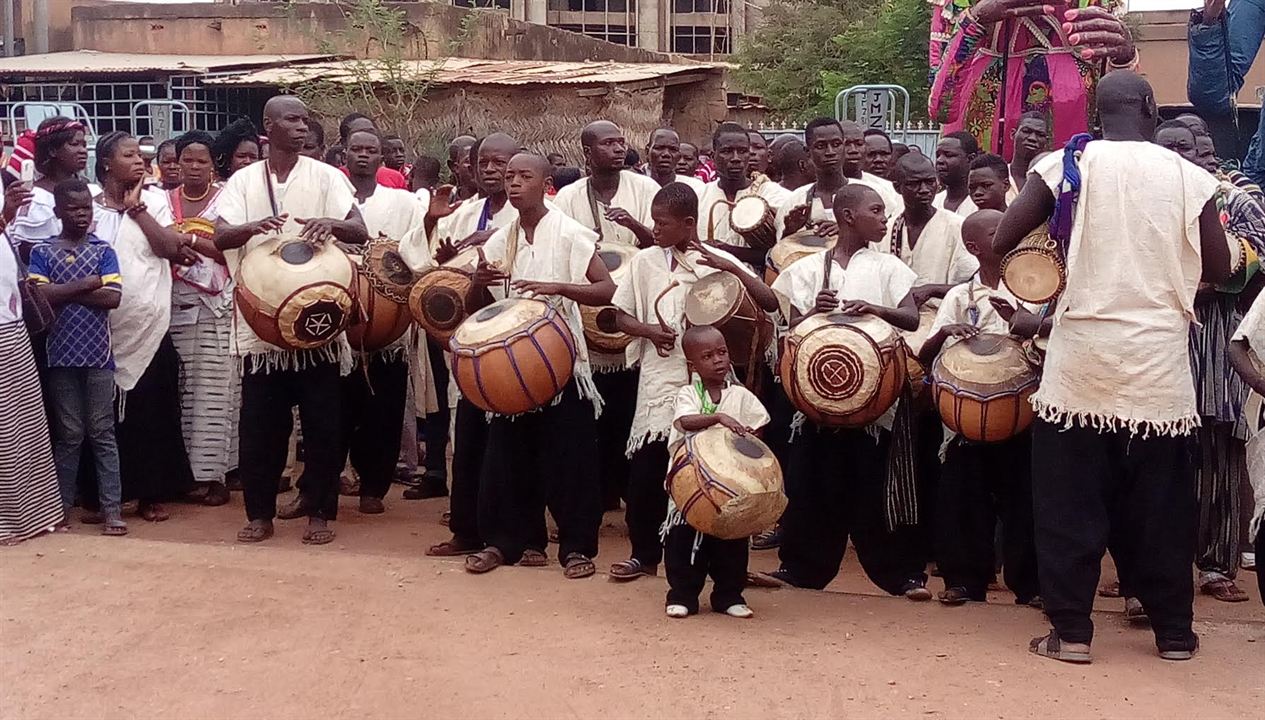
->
xmin=896 ymin=151 xmax=935 ymax=178
xmin=581 ymin=120 xmax=621 ymax=148
xmin=448 ymin=134 xmax=475 ymax=157
xmin=651 ymin=128 xmax=680 ymax=145
xmin=1096 ymin=70 xmax=1155 ymax=118
xmin=480 ymin=132 xmax=521 ymax=156
xmin=264 ymin=95 xmax=306 ymax=122
xmin=769 ymin=133 xmax=800 ymax=152
xmin=262 ymin=95 xmax=310 ymax=154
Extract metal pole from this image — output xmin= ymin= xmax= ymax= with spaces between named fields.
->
xmin=3 ymin=0 xmax=16 ymax=58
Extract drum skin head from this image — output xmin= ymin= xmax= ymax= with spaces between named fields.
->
xmin=936 ymin=333 xmax=1036 ymax=387
xmin=667 ymin=426 xmax=786 ymax=540
xmin=276 ymin=282 xmax=353 ymax=348
xmin=364 ymin=241 xmax=416 ymax=303
xmin=683 ymin=272 xmax=742 ymax=326
xmin=279 ymin=242 xmax=315 ymax=265
xmin=409 ymin=267 xmax=473 ymax=344
xmin=1002 ymin=250 xmax=1063 ymax=303
xmin=730 ymin=196 xmax=770 ymax=232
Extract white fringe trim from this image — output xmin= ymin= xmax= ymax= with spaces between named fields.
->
xmin=237 ymin=342 xmax=354 ymax=377
xmin=625 ymin=427 xmax=672 ymax=458
xmin=590 ymin=353 xmax=629 ymax=374
xmin=658 ymin=497 xmax=704 ymax=563
xmin=1031 ymin=398 xmax=1201 ymax=439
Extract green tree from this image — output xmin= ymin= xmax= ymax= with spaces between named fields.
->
xmin=735 ymin=0 xmax=931 ymax=124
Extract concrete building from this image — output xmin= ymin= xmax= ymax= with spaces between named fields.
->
xmin=223 ymin=0 xmax=759 ymax=57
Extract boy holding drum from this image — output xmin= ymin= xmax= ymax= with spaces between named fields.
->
xmin=918 ymin=209 xmax=1046 ymax=607
xmin=462 ymin=152 xmax=615 ymax=580
xmin=605 ymin=182 xmax=777 ymax=582
xmin=767 ymin=184 xmax=931 ymax=599
xmin=663 ymin=325 xmax=770 ymax=618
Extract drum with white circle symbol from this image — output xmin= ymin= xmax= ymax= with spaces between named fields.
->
xmin=235 ymin=234 xmax=356 ymax=351
xmin=779 ymin=312 xmax=907 ymax=427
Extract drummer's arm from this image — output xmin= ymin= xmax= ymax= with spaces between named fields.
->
xmin=676 ymin=413 xmax=747 ymax=435
xmin=994 ymin=176 xmax=1054 ymax=255
xmin=329 ymin=207 xmax=370 ymax=245
xmin=1230 ymin=339 xmax=1265 ymax=397
xmin=213 ymin=216 xmax=285 ymax=251
xmin=696 ymin=247 xmax=779 ymax=313
xmin=541 ymin=252 xmax=616 ymax=306
xmin=873 ymin=291 xmax=920 ymax=332
xmin=712 ymin=242 xmax=765 ymax=267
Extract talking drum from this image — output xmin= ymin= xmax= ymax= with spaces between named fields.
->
xmin=1001 ymin=228 xmax=1065 ymax=304
xmin=764 ymin=230 xmax=836 ymax=285
xmin=409 ymin=246 xmax=481 ymax=344
xmin=581 ymin=244 xmax=638 ymax=354
xmin=449 ymin=298 xmax=577 ymax=415
xmin=930 ymin=333 xmax=1039 ymax=443
xmin=235 ymin=235 xmax=356 ymax=351
xmin=666 ymin=426 xmax=787 ymax=540
xmin=683 ymin=272 xmax=773 ymax=367
xmin=346 ymin=240 xmax=416 ymax=352
xmin=779 ymin=313 xmax=907 ymax=427
xmin=728 ymin=195 xmax=777 ymax=250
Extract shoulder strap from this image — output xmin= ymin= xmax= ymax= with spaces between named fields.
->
xmin=263 ymin=161 xmax=279 ymax=217
xmin=585 ymin=178 xmax=604 ymax=241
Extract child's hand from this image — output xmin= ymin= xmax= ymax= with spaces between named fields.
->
xmin=717 ymin=413 xmax=749 ymax=436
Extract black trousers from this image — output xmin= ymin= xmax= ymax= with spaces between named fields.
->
xmin=664 ymin=524 xmax=748 ymax=613
xmin=449 ymin=397 xmax=489 ymax=546
xmin=340 ymin=355 xmax=408 ymax=499
xmin=914 ymin=406 xmax=942 ymax=564
xmin=478 ymin=385 xmax=601 ymax=564
xmin=1031 ymin=419 xmax=1197 ymax=646
xmin=936 ymin=433 xmax=1039 ymax=601
xmin=762 ymin=372 xmax=797 ymax=488
xmin=625 ymin=439 xmax=670 ymax=566
xmin=422 ymin=337 xmax=450 ymax=480
xmin=240 ymin=361 xmax=342 ymax=521
xmin=777 ymin=423 xmax=926 ymax=593
xmin=115 ymin=335 xmax=195 ymax=503
xmin=594 ymin=369 xmax=637 ymax=508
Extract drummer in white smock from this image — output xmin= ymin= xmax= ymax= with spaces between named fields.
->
xmin=213 ymin=95 xmax=369 ymax=546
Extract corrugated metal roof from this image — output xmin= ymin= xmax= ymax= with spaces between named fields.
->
xmin=0 ymin=51 xmax=335 ymax=76
xmin=201 ymin=57 xmax=720 ymax=88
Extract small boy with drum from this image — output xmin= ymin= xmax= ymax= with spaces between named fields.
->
xmin=663 ymin=325 xmax=770 ymax=618
xmin=918 ymin=209 xmax=1047 ymax=607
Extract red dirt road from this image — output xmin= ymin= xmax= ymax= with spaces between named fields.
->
xmin=2 ymin=492 xmax=1261 ymax=719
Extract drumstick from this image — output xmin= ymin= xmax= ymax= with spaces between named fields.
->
xmin=653 ymin=280 xmax=680 ymax=358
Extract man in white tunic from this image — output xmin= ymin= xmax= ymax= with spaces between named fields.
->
xmin=462 ymin=152 xmax=615 ymax=580
xmin=995 ymin=71 xmax=1229 ymax=664
xmin=335 ymin=127 xmax=424 ymax=515
xmin=213 ymin=96 xmax=369 ymax=546
xmin=698 ymin=123 xmax=791 ymax=270
xmin=933 ymin=131 xmax=979 ymax=217
xmin=840 ymin=121 xmax=903 ymax=219
xmin=645 ymin=128 xmax=706 ymax=197
xmin=554 ymin=121 xmax=660 ymax=510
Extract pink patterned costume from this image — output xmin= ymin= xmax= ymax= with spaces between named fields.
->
xmin=928 ymin=0 xmax=1133 ymax=159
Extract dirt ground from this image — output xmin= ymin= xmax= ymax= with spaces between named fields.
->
xmin=1 ymin=488 xmax=1262 ymax=720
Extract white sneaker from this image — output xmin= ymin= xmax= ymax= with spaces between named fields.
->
xmin=1242 ymin=551 xmax=1256 ymax=571
xmin=725 ymin=604 xmax=754 ymax=619
xmin=665 ymin=604 xmax=689 ymax=618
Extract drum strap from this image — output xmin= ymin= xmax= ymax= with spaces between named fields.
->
xmin=585 ymin=179 xmax=605 ymax=241
xmin=263 ymin=162 xmax=280 ymax=218
xmin=476 ymin=197 xmax=493 ymax=232
xmin=820 ymin=246 xmax=833 ymax=293
xmin=889 ymin=215 xmax=905 ymax=258
xmin=884 ymin=385 xmax=920 ymax=531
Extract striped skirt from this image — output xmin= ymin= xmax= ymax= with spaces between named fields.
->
xmin=170 ymin=310 xmax=240 ymax=486
xmin=0 ymin=321 xmax=64 ymax=542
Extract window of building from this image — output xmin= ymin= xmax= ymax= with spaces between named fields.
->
xmin=672 ymin=0 xmax=728 ymax=13
xmin=554 ymin=24 xmax=636 ymax=46
xmin=554 ymin=0 xmax=633 ymax=11
xmin=672 ymin=25 xmax=730 ymax=54
xmin=452 ymin=0 xmax=512 ymax=8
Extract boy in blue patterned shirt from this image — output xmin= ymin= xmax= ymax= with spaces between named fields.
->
xmin=27 ymin=179 xmax=127 ymax=535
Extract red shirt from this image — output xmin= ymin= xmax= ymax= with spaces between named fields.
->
xmin=342 ymin=165 xmax=407 ymax=189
